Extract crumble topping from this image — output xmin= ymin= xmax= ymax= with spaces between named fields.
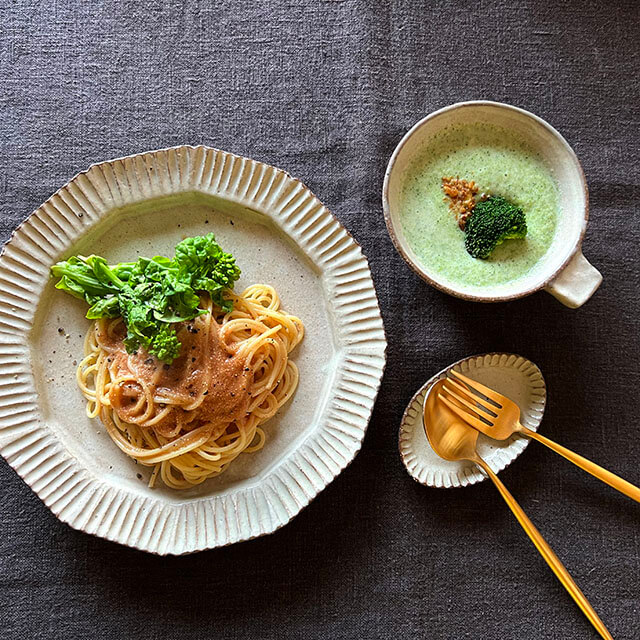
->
xmin=442 ymin=176 xmax=480 ymax=230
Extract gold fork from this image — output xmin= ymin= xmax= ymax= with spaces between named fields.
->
xmin=439 ymin=369 xmax=640 ymax=503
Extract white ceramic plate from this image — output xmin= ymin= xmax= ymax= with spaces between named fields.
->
xmin=0 ymin=146 xmax=387 ymax=554
xmin=399 ymin=353 xmax=546 ymax=487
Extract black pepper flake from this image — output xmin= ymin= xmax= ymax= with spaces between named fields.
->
xmin=230 ymin=392 xmax=235 ymax=397
xmin=191 ymin=357 xmax=196 ymax=362
xmin=230 ymin=220 xmax=234 ymax=225
xmin=144 ymin=358 xmax=154 ymax=365
xmin=136 ymin=473 xmax=142 ymax=479
xmin=107 ymin=358 xmax=111 ymax=363
xmin=204 ymin=220 xmax=209 ymax=224
xmin=57 ymin=327 xmax=64 ymax=334
xmin=203 ymin=391 xmax=208 ymax=396
xmin=190 ymin=391 xmax=196 ymax=397
xmin=244 ymin=367 xmax=250 ymax=371
xmin=191 ymin=345 xmax=196 ymax=350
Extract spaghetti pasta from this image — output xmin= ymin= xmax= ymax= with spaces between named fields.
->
xmin=77 ymin=284 xmax=304 ymax=489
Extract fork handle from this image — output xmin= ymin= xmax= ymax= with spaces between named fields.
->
xmin=519 ymin=425 xmax=640 ymax=504
xmin=473 ymin=456 xmax=613 ymax=640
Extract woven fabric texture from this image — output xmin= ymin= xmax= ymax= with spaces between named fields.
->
xmin=1 ymin=1 xmax=638 ymax=638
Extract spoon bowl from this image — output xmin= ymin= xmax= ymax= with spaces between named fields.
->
xmin=423 ymin=380 xmax=479 ymax=463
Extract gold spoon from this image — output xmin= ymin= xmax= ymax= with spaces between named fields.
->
xmin=423 ymin=379 xmax=613 ymax=640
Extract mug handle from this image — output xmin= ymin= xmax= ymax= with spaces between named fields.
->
xmin=545 ymin=250 xmax=602 ymax=309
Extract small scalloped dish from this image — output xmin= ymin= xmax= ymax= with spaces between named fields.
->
xmin=0 ymin=146 xmax=386 ymax=554
xmin=399 ymin=353 xmax=546 ymax=488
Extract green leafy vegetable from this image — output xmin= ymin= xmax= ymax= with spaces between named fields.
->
xmin=51 ymin=233 xmax=241 ymax=363
xmin=464 ymin=196 xmax=527 ymax=259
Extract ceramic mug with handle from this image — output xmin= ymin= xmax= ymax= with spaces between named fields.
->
xmin=383 ymin=101 xmax=602 ymax=308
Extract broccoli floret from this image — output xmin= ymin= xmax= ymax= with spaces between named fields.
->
xmin=464 ymin=196 xmax=527 ymax=259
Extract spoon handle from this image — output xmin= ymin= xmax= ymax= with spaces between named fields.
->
xmin=519 ymin=424 xmax=640 ymax=504
xmin=474 ymin=456 xmax=613 ymax=640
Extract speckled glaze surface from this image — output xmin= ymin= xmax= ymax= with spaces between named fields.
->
xmin=0 ymin=146 xmax=387 ymax=554
xmin=399 ymin=353 xmax=546 ymax=488
xmin=383 ymin=101 xmax=602 ymax=307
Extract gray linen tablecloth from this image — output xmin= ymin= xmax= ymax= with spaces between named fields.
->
xmin=1 ymin=1 xmax=638 ymax=638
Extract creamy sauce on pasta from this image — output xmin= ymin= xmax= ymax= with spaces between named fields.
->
xmin=97 ymin=315 xmax=249 ymax=437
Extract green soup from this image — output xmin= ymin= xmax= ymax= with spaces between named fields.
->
xmin=399 ymin=122 xmax=559 ymax=287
